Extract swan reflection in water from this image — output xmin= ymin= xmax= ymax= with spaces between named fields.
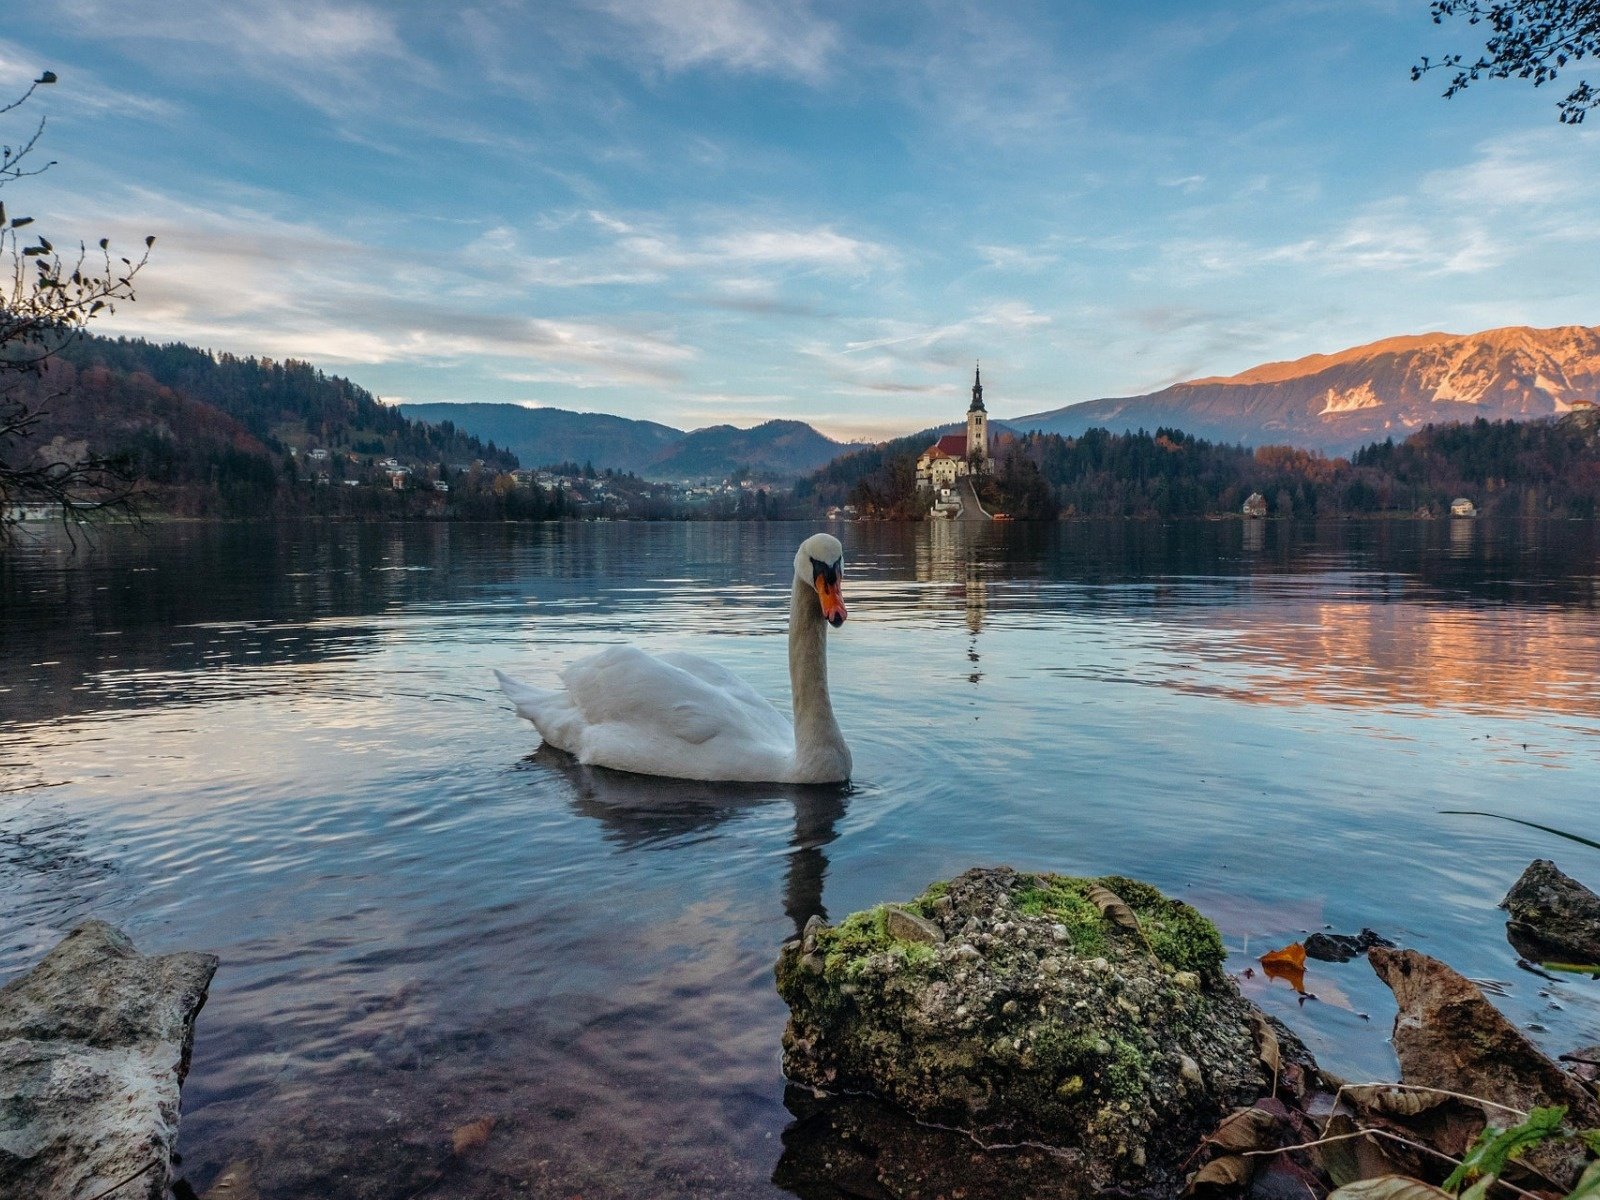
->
xmin=524 ymin=745 xmax=850 ymax=937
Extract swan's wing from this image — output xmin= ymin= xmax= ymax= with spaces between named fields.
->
xmin=655 ymin=650 xmax=792 ymax=740
xmin=561 ymin=645 xmax=785 ymax=747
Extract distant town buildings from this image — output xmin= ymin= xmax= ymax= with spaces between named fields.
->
xmin=915 ymin=365 xmax=993 ymax=491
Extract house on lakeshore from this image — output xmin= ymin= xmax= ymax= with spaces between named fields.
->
xmin=1242 ymin=492 xmax=1268 ymax=518
xmin=3 ymin=501 xmax=63 ymax=523
xmin=1450 ymin=497 xmax=1478 ymax=518
xmin=915 ymin=365 xmax=993 ymax=491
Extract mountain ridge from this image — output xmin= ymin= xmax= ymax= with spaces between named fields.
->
xmin=399 ymin=401 xmax=858 ymax=481
xmin=1016 ymin=324 xmax=1600 ymax=453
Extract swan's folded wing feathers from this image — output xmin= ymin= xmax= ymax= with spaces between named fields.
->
xmin=657 ymin=650 xmax=792 ymax=742
xmin=562 ymin=646 xmax=740 ymax=746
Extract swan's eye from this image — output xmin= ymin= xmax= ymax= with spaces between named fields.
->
xmin=811 ymin=557 xmax=840 ymax=584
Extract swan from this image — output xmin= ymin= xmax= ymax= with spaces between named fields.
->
xmin=495 ymin=532 xmax=851 ymax=784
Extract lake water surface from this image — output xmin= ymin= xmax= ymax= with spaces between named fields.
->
xmin=3 ymin=519 xmax=1599 ymax=1197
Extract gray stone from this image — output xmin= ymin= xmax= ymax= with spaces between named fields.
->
xmin=883 ymin=906 xmax=944 ymax=946
xmin=1501 ymin=859 xmax=1600 ymax=966
xmin=0 ymin=920 xmax=219 ymax=1200
xmin=1304 ymin=928 xmax=1394 ymax=963
xmin=801 ymin=914 xmax=825 ymax=955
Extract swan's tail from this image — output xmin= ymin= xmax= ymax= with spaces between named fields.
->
xmin=494 ymin=668 xmax=554 ymax=715
xmin=494 ymin=669 xmax=580 ymax=753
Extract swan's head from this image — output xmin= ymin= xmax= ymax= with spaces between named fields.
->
xmin=795 ymin=533 xmax=846 ymax=628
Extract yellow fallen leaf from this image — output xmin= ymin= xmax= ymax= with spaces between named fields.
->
xmin=1259 ymin=942 xmax=1307 ymax=971
xmin=1260 ymin=941 xmax=1309 ymax=992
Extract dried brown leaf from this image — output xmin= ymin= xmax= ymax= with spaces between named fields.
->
xmin=1207 ymin=1105 xmax=1285 ymax=1153
xmin=1187 ymin=1153 xmax=1255 ymax=1194
xmin=1343 ymin=1086 xmax=1453 ymax=1119
xmin=1319 ymin=1114 xmax=1421 ymax=1187
xmin=1086 ymin=884 xmax=1141 ymax=932
xmin=1327 ymin=1176 xmax=1453 ymax=1200
xmin=452 ymin=1116 xmax=496 ymax=1155
xmin=1252 ymin=1012 xmax=1282 ymax=1082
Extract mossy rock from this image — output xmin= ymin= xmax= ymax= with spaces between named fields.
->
xmin=776 ymin=866 xmax=1297 ymax=1194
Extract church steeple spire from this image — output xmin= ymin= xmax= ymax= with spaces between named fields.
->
xmin=969 ymin=362 xmax=985 ymax=413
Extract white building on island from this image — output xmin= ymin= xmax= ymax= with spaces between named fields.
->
xmin=915 ymin=365 xmax=993 ymax=490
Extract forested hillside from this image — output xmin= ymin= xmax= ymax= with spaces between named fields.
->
xmin=5 ymin=333 xmax=545 ymax=520
xmin=55 ymin=337 xmax=514 ymax=467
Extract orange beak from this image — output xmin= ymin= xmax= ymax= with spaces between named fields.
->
xmin=815 ymin=575 xmax=847 ymax=627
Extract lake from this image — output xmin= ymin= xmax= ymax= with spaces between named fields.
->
xmin=3 ymin=518 xmax=1599 ymax=1198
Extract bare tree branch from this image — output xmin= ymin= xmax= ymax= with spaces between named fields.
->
xmin=0 ymin=70 xmax=152 ymax=545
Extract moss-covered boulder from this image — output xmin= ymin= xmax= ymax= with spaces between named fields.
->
xmin=776 ymin=867 xmax=1297 ymax=1194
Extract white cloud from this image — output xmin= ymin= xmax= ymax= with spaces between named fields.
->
xmin=0 ymin=38 xmax=177 ymax=120
xmin=1421 ymin=133 xmax=1589 ymax=211
xmin=589 ymin=0 xmax=838 ymax=82
xmin=50 ymin=186 xmax=697 ymax=388
xmin=465 ymin=213 xmax=890 ymax=290
xmin=842 ymin=301 xmax=1051 ymax=355
xmin=49 ymin=0 xmax=423 ymax=117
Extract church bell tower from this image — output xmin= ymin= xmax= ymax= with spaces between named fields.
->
xmin=966 ymin=363 xmax=989 ymax=469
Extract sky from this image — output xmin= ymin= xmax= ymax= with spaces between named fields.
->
xmin=3 ymin=0 xmax=1597 ymax=441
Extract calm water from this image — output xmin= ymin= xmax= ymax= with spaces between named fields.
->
xmin=3 ymin=519 xmax=1600 ymax=1197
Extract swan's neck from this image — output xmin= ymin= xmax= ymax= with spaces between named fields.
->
xmin=789 ymin=577 xmax=850 ymax=782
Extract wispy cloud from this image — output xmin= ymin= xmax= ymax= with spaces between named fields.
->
xmin=0 ymin=38 xmax=176 ymax=120
xmin=462 ymin=212 xmax=890 ymax=294
xmin=51 ymin=186 xmax=696 ymax=388
xmin=587 ymin=0 xmax=839 ymax=83
xmin=50 ymin=0 xmax=424 ymax=116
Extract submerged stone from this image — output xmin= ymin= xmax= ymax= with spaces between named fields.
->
xmin=1303 ymin=928 xmax=1393 ymax=963
xmin=775 ymin=867 xmax=1300 ymax=1194
xmin=0 ymin=920 xmax=218 ymax=1200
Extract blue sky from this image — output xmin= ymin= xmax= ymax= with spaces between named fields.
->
xmin=5 ymin=1 xmax=1597 ymax=439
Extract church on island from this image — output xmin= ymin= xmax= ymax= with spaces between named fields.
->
xmin=914 ymin=365 xmax=992 ymax=491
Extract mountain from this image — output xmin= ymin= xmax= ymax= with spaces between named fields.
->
xmin=398 ymin=402 xmax=857 ymax=481
xmin=647 ymin=419 xmax=854 ymax=481
xmin=51 ymin=336 xmax=518 ymax=470
xmin=5 ymin=333 xmax=546 ymax=520
xmin=1017 ymin=325 xmax=1600 ymax=453
xmin=398 ymin=402 xmax=682 ymax=475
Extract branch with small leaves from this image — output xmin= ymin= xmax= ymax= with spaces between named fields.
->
xmin=1414 ymin=0 xmax=1600 ymax=124
xmin=0 ymin=70 xmax=152 ymax=543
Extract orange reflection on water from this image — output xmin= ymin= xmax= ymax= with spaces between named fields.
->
xmin=1174 ymin=600 xmax=1600 ymax=719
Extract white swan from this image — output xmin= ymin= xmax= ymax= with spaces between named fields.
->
xmin=495 ymin=532 xmax=851 ymax=784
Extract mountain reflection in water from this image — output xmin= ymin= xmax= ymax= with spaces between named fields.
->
xmin=3 ymin=518 xmax=1600 ymax=1199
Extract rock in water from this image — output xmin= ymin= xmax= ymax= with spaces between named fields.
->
xmin=1370 ymin=946 xmax=1600 ymax=1189
xmin=1501 ymin=859 xmax=1600 ymax=966
xmin=0 ymin=920 xmax=219 ymax=1200
xmin=1303 ymin=928 xmax=1393 ymax=963
xmin=775 ymin=867 xmax=1298 ymax=1193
